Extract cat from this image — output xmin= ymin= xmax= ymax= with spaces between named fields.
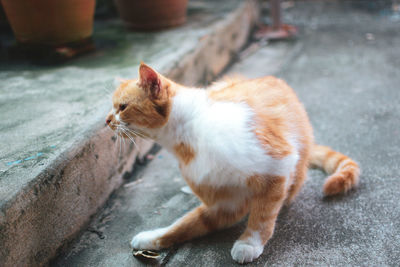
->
xmin=105 ymin=63 xmax=360 ymax=263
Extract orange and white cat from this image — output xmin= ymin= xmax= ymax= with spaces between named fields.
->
xmin=106 ymin=63 xmax=360 ymax=263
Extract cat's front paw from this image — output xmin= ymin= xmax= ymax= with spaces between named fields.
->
xmin=130 ymin=228 xmax=168 ymax=250
xmin=231 ymin=240 xmax=263 ymax=264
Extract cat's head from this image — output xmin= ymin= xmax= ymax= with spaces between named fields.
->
xmin=106 ymin=63 xmax=176 ymax=137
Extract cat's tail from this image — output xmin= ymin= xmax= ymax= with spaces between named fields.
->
xmin=310 ymin=144 xmax=360 ymax=196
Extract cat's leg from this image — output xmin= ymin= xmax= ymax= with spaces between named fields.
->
xmin=131 ymin=202 xmax=248 ymax=250
xmin=285 ymin=156 xmax=308 ymax=204
xmin=231 ymin=175 xmax=287 ymax=264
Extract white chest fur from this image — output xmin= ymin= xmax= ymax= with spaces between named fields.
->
xmin=157 ymin=89 xmax=299 ymax=188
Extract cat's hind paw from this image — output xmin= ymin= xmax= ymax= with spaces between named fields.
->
xmin=231 ymin=240 xmax=263 ymax=264
xmin=130 ymin=228 xmax=168 ymax=250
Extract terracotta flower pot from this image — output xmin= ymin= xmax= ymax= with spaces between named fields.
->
xmin=0 ymin=2 xmax=9 ymax=30
xmin=113 ymin=0 xmax=188 ymax=31
xmin=0 ymin=0 xmax=95 ymax=45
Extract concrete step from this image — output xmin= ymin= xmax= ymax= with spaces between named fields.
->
xmin=0 ymin=1 xmax=260 ymax=266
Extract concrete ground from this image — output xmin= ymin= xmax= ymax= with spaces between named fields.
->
xmin=54 ymin=1 xmax=400 ymax=266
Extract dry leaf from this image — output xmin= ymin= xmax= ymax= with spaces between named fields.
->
xmin=133 ymin=250 xmax=160 ymax=260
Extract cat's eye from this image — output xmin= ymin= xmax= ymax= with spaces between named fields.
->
xmin=119 ymin=104 xmax=128 ymax=111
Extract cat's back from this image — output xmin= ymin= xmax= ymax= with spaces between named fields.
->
xmin=206 ymin=75 xmax=313 ymax=159
xmin=208 ymin=76 xmax=298 ymax=106
xmin=207 ymin=76 xmax=308 ymax=129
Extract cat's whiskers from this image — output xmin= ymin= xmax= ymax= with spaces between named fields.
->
xmin=118 ymin=131 xmax=122 ymax=159
xmin=118 ymin=120 xmax=148 ymax=139
xmin=122 ymin=126 xmax=147 ymax=139
xmin=121 ymin=129 xmax=126 ymax=154
xmin=118 ymin=126 xmax=139 ymax=150
xmin=121 ymin=129 xmax=139 ymax=149
xmin=111 ymin=122 xmax=123 ymax=159
xmin=121 ymin=123 xmax=148 ymax=139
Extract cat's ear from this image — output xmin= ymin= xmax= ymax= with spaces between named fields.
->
xmin=139 ymin=62 xmax=162 ymax=100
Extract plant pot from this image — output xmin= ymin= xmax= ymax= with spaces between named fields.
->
xmin=0 ymin=0 xmax=96 ymax=46
xmin=0 ymin=2 xmax=9 ymax=31
xmin=113 ymin=0 xmax=188 ymax=31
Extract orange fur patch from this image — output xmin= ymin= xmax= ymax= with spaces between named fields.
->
xmin=157 ymin=178 xmax=250 ymax=247
xmin=242 ymin=175 xmax=287 ymax=243
xmin=286 ymin=154 xmax=309 ymax=204
xmin=310 ymin=145 xmax=360 ymax=195
xmin=157 ymin=175 xmax=289 ymax=248
xmin=173 ymin=143 xmax=195 ymax=165
xmin=184 ymin=178 xmax=243 ymax=206
xmin=157 ymin=203 xmax=248 ymax=248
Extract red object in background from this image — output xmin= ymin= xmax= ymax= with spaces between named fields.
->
xmin=113 ymin=0 xmax=188 ymax=31
xmin=0 ymin=2 xmax=9 ymax=30
xmin=255 ymin=0 xmax=297 ymax=40
xmin=1 ymin=0 xmax=95 ymax=45
xmin=255 ymin=24 xmax=297 ymax=40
